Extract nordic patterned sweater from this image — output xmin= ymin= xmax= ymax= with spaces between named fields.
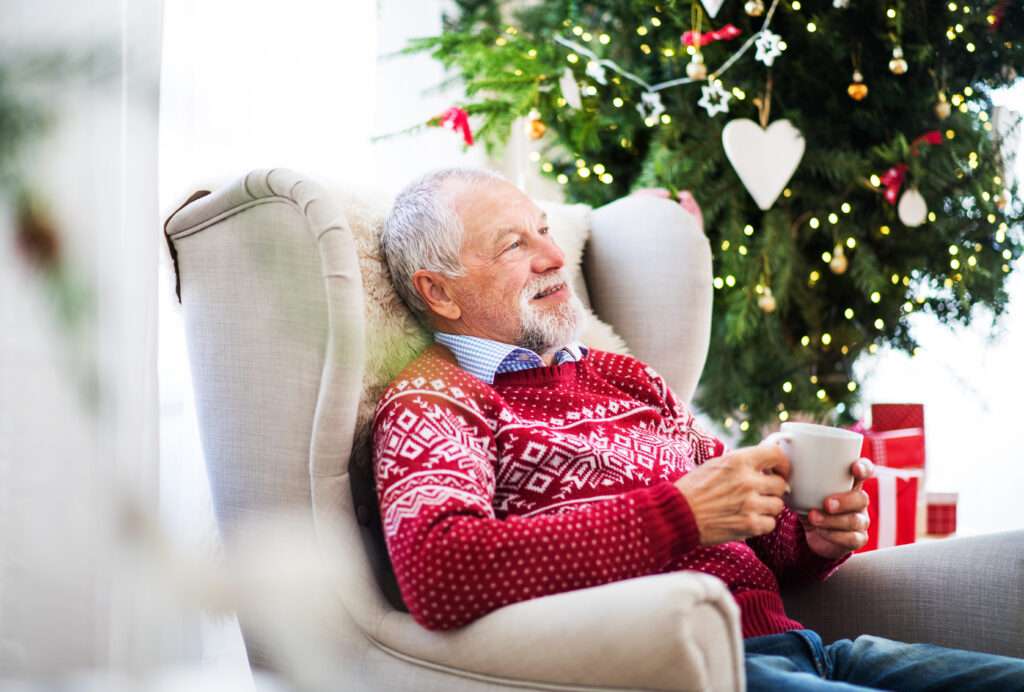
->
xmin=372 ymin=344 xmax=846 ymax=637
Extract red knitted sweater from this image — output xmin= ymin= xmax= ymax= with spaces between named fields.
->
xmin=372 ymin=345 xmax=846 ymax=637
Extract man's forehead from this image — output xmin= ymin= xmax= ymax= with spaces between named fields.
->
xmin=444 ymin=179 xmax=546 ymax=243
xmin=487 ymin=209 xmax=548 ymax=238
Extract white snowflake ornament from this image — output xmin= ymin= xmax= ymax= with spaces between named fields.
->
xmin=636 ymin=91 xmax=665 ymax=121
xmin=754 ymin=30 xmax=785 ymax=67
xmin=833 ymin=0 xmax=850 ymax=7
xmin=585 ymin=60 xmax=608 ymax=85
xmin=697 ymin=80 xmax=732 ymax=117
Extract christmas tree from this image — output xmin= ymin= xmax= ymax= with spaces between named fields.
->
xmin=406 ymin=0 xmax=1024 ymax=442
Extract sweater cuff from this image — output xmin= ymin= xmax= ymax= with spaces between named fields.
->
xmin=632 ymin=481 xmax=701 ymax=566
xmin=792 ymin=521 xmax=854 ymax=582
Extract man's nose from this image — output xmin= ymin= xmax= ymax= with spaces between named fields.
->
xmin=531 ymin=234 xmax=565 ymax=274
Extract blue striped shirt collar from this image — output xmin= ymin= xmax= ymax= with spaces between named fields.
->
xmin=434 ymin=332 xmax=588 ymax=385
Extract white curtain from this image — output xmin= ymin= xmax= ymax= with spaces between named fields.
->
xmin=1 ymin=0 xmax=164 ymax=677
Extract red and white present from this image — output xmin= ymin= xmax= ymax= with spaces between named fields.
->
xmin=926 ymin=492 xmax=958 ymax=535
xmin=861 ymin=403 xmax=926 ymax=470
xmin=857 ymin=466 xmax=921 ymax=553
xmin=859 ymin=428 xmax=926 ymax=469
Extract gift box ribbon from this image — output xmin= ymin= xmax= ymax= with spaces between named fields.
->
xmin=875 ymin=466 xmax=922 ymax=548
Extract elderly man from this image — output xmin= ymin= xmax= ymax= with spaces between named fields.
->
xmin=372 ymin=168 xmax=1024 ymax=690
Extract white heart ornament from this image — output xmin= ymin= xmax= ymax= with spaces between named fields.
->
xmin=897 ymin=188 xmax=928 ymax=227
xmin=722 ymin=118 xmax=805 ymax=210
xmin=700 ymin=0 xmax=726 ymax=18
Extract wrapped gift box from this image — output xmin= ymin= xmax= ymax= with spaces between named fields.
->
xmin=859 ymin=428 xmax=926 ymax=470
xmin=857 ymin=467 xmax=921 ymax=553
xmin=850 ymin=404 xmax=926 ymax=470
xmin=926 ymin=492 xmax=958 ymax=535
xmin=870 ymin=403 xmax=925 ymax=432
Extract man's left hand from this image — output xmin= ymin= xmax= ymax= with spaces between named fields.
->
xmin=799 ymin=458 xmax=873 ymax=559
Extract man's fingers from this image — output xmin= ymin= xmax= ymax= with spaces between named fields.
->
xmin=751 ymin=494 xmax=786 ymax=518
xmin=851 ymin=458 xmax=874 ymax=480
xmin=749 ymin=513 xmax=778 ymax=537
xmin=807 ymin=527 xmax=868 ymax=551
xmin=821 ymin=488 xmax=870 ymax=514
xmin=808 ymin=509 xmax=870 ymax=532
xmin=753 ymin=444 xmax=791 ymax=479
xmin=757 ymin=471 xmax=789 ymax=498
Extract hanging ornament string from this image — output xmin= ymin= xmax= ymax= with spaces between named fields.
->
xmin=686 ymin=3 xmax=710 ymax=80
xmin=757 ymin=257 xmax=776 ymax=313
xmin=552 ymin=0 xmax=783 ymax=94
xmin=752 ymin=74 xmax=774 ymax=128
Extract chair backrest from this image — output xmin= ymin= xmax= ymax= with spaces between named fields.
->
xmin=165 ymin=168 xmax=713 ymax=665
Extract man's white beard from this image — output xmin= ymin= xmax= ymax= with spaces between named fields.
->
xmin=515 ymin=274 xmax=584 ymax=355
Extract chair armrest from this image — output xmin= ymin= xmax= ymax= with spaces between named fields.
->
xmin=782 ymin=530 xmax=1024 ymax=658
xmin=372 ymin=571 xmax=744 ymax=692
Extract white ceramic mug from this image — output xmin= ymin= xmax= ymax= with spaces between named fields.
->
xmin=762 ymin=422 xmax=863 ymax=514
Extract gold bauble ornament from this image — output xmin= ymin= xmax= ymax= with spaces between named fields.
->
xmin=830 ymin=247 xmax=848 ymax=274
xmin=745 ymin=0 xmax=765 ymax=17
xmin=889 ymin=46 xmax=908 ymax=75
xmin=934 ymin=92 xmax=951 ymax=120
xmin=847 ymin=70 xmax=868 ymax=101
xmin=758 ymin=287 xmax=777 ymax=313
xmin=686 ymin=53 xmax=708 ymax=80
xmin=527 ymin=116 xmax=547 ymax=140
xmin=996 ymin=191 xmax=1009 ymax=210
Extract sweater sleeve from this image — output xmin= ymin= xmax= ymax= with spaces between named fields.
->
xmin=373 ymin=389 xmax=700 ymax=631
xmin=623 ymin=357 xmax=848 ymax=583
xmin=745 ymin=508 xmax=851 ymax=585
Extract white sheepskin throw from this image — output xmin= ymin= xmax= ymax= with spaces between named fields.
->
xmin=338 ymin=186 xmax=630 ymax=451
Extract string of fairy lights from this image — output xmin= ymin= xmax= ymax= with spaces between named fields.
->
xmin=513 ymin=1 xmax=1017 ymax=429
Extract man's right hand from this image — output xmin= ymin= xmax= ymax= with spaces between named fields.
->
xmin=673 ymin=444 xmax=791 ymax=546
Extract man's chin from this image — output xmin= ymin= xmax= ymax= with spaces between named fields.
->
xmin=517 ymin=294 xmax=585 ymax=353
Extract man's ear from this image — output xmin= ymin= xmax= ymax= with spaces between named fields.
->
xmin=411 ymin=270 xmax=462 ymax=322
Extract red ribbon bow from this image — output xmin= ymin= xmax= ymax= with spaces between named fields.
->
xmin=681 ymin=24 xmax=742 ymax=47
xmin=435 ymin=106 xmax=474 ymax=146
xmin=881 ymin=164 xmax=909 ymax=205
xmin=879 ymin=131 xmax=943 ymax=205
xmin=991 ymin=0 xmax=1008 ymax=31
xmin=909 ymin=130 xmax=943 ymax=155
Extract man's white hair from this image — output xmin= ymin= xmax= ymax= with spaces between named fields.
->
xmin=381 ymin=167 xmax=508 ymax=324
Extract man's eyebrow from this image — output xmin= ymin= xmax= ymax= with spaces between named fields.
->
xmin=489 ymin=212 xmax=548 ymax=242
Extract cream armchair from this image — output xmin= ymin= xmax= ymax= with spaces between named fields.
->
xmin=165 ymin=169 xmax=1023 ymax=691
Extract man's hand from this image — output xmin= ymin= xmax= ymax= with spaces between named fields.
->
xmin=799 ymin=458 xmax=874 ymax=559
xmin=673 ymin=445 xmax=791 ymax=546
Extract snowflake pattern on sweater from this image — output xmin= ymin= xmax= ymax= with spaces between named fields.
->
xmin=372 ymin=345 xmax=846 ymax=634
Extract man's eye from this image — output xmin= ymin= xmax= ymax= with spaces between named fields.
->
xmin=504 ymin=240 xmax=522 ymax=253
xmin=539 ymin=226 xmax=550 ymax=235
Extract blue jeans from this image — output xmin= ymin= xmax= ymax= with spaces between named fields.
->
xmin=744 ymin=630 xmax=1024 ymax=691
